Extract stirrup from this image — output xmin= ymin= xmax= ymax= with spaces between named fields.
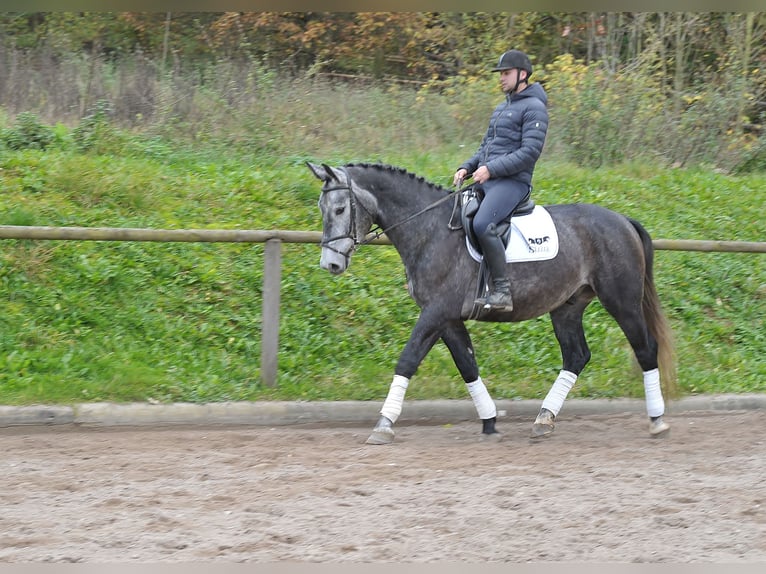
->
xmin=476 ymin=290 xmax=513 ymax=311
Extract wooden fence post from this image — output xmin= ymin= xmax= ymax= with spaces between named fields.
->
xmin=261 ymin=238 xmax=282 ymax=387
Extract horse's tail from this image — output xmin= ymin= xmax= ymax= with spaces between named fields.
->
xmin=629 ymin=217 xmax=678 ymax=398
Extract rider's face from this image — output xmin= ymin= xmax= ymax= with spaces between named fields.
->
xmin=499 ymin=68 xmax=524 ymax=93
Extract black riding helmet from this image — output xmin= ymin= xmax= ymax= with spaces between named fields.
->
xmin=491 ymin=49 xmax=533 ymax=76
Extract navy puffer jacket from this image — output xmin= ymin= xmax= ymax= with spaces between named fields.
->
xmin=459 ymin=82 xmax=548 ymax=186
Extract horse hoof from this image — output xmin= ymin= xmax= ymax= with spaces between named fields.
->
xmin=366 ymin=427 xmax=395 ymax=445
xmin=530 ymin=422 xmax=555 ymax=439
xmin=481 ymin=431 xmax=503 ymax=443
xmin=530 ymin=408 xmax=555 ymax=439
xmin=649 ymin=417 xmax=670 ymax=438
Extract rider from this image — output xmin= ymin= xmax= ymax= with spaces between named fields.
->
xmin=453 ymin=49 xmax=549 ymax=311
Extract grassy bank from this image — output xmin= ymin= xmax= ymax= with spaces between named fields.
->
xmin=0 ymin=137 xmax=764 ymax=405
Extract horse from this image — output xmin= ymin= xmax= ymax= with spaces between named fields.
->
xmin=307 ymin=161 xmax=677 ymax=445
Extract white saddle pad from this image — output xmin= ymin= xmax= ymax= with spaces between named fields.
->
xmin=466 ymin=205 xmax=559 ymax=263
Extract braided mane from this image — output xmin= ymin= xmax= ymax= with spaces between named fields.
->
xmin=343 ymin=162 xmax=448 ymax=194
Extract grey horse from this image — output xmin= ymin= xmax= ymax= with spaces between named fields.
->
xmin=308 ymin=162 xmax=677 ymax=444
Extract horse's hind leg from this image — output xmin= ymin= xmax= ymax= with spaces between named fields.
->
xmin=441 ymin=321 xmax=501 ymax=441
xmin=532 ymin=296 xmax=593 ymax=438
xmin=600 ymin=294 xmax=670 ymax=438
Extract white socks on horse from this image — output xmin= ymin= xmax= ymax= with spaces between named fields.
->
xmin=643 ymin=368 xmax=665 ymax=418
xmin=540 ymin=368 xmax=664 ymax=419
xmin=381 ymin=369 xmax=663 ymax=426
xmin=541 ymin=370 xmax=578 ymax=416
xmin=466 ymin=378 xmax=497 ymax=420
xmin=381 ymin=375 xmax=498 ymax=423
xmin=380 ymin=375 xmax=409 ymax=424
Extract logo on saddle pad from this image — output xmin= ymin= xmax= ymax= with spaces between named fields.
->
xmin=466 ymin=205 xmax=559 ymax=263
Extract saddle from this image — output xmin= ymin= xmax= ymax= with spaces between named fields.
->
xmin=448 ymin=185 xmax=536 ymax=254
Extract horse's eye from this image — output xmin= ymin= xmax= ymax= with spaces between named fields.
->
xmin=335 ymin=207 xmax=345 ymax=216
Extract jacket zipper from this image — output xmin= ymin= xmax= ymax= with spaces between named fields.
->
xmin=484 ymin=96 xmax=510 ymax=165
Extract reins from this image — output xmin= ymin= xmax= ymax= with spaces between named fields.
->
xmin=360 ymin=186 xmax=466 ymax=245
xmin=320 ymin=169 xmax=473 ymax=258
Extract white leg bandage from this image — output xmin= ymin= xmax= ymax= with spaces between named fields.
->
xmin=643 ymin=368 xmax=665 ymax=418
xmin=541 ymin=370 xmax=578 ymax=416
xmin=380 ymin=375 xmax=409 ymax=424
xmin=466 ymin=377 xmax=497 ymax=420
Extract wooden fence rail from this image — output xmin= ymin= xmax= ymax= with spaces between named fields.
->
xmin=1 ymin=225 xmax=764 ymax=387
xmin=0 ymin=225 xmax=764 ymax=252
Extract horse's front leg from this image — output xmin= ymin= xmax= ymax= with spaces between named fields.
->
xmin=366 ymin=308 xmax=445 ymax=445
xmin=441 ymin=321 xmax=501 ymax=441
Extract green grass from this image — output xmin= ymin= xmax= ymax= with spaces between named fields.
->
xmin=0 ymin=122 xmax=764 ymax=406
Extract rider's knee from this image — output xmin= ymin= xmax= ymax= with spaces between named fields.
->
xmin=474 ymin=220 xmax=496 ymax=239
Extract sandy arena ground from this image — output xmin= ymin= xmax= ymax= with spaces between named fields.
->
xmin=1 ymin=409 xmax=764 ymax=563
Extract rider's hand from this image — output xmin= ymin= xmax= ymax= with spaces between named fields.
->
xmin=472 ymin=165 xmax=491 ymax=184
xmin=453 ymin=168 xmax=468 ymax=187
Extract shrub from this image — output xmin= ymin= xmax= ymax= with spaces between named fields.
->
xmin=733 ymin=135 xmax=766 ymax=174
xmin=1 ymin=112 xmax=55 ymax=150
xmin=72 ymin=100 xmax=125 ymax=154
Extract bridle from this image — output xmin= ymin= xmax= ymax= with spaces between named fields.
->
xmin=319 ymin=170 xmax=468 ymax=261
xmin=319 ymin=179 xmax=367 ymax=261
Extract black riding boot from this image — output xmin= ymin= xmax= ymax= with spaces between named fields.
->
xmin=476 ymin=224 xmax=514 ymax=311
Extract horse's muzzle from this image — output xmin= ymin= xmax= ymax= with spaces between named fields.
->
xmin=320 ymin=246 xmax=349 ymax=275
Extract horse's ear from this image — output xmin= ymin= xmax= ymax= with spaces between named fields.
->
xmin=322 ymin=163 xmax=340 ymax=182
xmin=306 ymin=161 xmax=326 ymax=181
